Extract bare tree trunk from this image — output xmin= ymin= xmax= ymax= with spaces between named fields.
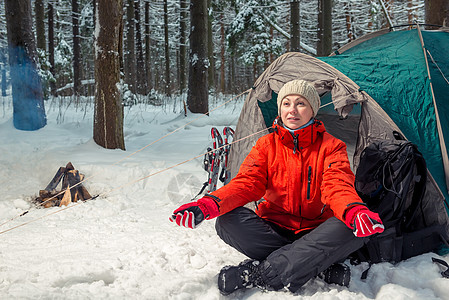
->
xmin=220 ymin=13 xmax=225 ymax=93
xmin=35 ymin=0 xmax=46 ymax=51
xmin=425 ymin=0 xmax=449 ymax=26
xmin=269 ymin=26 xmax=274 ymax=64
xmin=94 ymin=0 xmax=125 ymax=150
xmin=345 ymin=1 xmax=353 ymax=41
xmin=1 ymin=67 xmax=6 ymax=97
xmin=187 ymin=0 xmax=208 ymax=113
xmin=48 ymin=1 xmax=57 ymax=96
xmin=383 ymin=0 xmax=394 ymax=28
xmin=408 ymin=0 xmax=417 ymax=24
xmin=230 ymin=53 xmax=235 ymax=93
xmin=317 ymin=0 xmax=332 ymax=56
xmin=5 ymin=0 xmax=47 ymax=130
xmin=144 ymin=1 xmax=152 ymax=92
xmin=290 ymin=0 xmax=300 ymax=52
xmin=164 ymin=0 xmax=171 ymax=96
xmin=207 ymin=0 xmax=215 ymax=90
xmin=179 ymin=0 xmax=188 ymax=93
xmin=253 ymin=57 xmax=257 ymax=83
xmin=1 ymin=47 xmax=6 ymax=96
xmin=72 ymin=0 xmax=82 ymax=96
xmin=134 ymin=0 xmax=146 ymax=94
xmin=93 ymin=0 xmax=96 ymax=28
xmin=125 ymin=0 xmax=136 ymax=93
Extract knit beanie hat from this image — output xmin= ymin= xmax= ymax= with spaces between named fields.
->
xmin=277 ymin=79 xmax=321 ymax=117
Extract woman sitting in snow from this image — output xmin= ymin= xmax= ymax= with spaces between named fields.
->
xmin=170 ymin=79 xmax=385 ymax=295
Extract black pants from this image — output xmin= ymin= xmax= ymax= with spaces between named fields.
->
xmin=215 ymin=207 xmax=367 ymax=292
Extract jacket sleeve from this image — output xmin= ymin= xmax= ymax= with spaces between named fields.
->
xmin=320 ymin=139 xmax=363 ymax=222
xmin=210 ymin=137 xmax=269 ymax=215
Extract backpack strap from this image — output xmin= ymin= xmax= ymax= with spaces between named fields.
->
xmin=402 ymin=145 xmax=428 ymax=229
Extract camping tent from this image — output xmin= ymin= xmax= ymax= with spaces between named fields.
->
xmin=227 ymin=27 xmax=449 ymax=252
xmin=229 ymin=26 xmax=449 ymax=208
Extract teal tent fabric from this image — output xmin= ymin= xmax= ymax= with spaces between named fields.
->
xmin=319 ymin=29 xmax=449 ymax=202
xmin=423 ymin=31 xmax=449 ymax=191
xmin=257 ymin=91 xmax=278 ymax=127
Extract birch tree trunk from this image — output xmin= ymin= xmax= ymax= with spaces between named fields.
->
xmin=94 ymin=0 xmax=125 ymax=150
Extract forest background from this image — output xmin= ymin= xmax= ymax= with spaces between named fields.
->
xmin=1 ymin=0 xmax=448 ymax=149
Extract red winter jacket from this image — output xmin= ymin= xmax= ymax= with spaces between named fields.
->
xmin=210 ymin=119 xmax=362 ymax=233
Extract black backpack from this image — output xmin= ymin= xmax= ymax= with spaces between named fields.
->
xmin=353 ymin=140 xmax=445 ymax=264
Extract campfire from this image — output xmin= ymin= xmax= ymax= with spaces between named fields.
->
xmin=34 ymin=162 xmax=92 ymax=208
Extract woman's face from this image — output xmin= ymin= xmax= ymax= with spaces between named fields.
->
xmin=280 ymin=95 xmax=314 ymax=130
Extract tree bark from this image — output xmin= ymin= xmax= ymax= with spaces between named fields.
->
xmin=1 ymin=50 xmax=7 ymax=96
xmin=94 ymin=0 xmax=125 ymax=150
xmin=187 ymin=0 xmax=208 ymax=113
xmin=1 ymin=68 xmax=6 ymax=97
xmin=48 ymin=2 xmax=57 ymax=96
xmin=179 ymin=0 xmax=188 ymax=93
xmin=290 ymin=0 xmax=300 ymax=52
xmin=164 ymin=0 xmax=171 ymax=96
xmin=425 ymin=0 xmax=449 ymax=26
xmin=134 ymin=0 xmax=147 ymax=94
xmin=220 ymin=13 xmax=225 ymax=93
xmin=345 ymin=1 xmax=353 ymax=41
xmin=125 ymin=0 xmax=136 ymax=93
xmin=317 ymin=0 xmax=333 ymax=56
xmin=408 ymin=0 xmax=417 ymax=24
xmin=72 ymin=0 xmax=82 ymax=96
xmin=207 ymin=0 xmax=215 ymax=90
xmin=145 ymin=1 xmax=152 ymax=92
xmin=5 ymin=0 xmax=47 ymax=130
xmin=35 ymin=0 xmax=46 ymax=51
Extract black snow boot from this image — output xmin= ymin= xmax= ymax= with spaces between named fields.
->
xmin=320 ymin=263 xmax=351 ymax=287
xmin=217 ymin=259 xmax=266 ymax=295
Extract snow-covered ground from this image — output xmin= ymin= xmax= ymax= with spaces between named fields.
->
xmin=0 ymin=95 xmax=448 ymax=300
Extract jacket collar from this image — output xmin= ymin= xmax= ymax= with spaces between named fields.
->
xmin=273 ymin=117 xmax=326 ymax=153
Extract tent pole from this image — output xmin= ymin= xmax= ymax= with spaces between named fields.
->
xmin=416 ymin=24 xmax=449 ymax=194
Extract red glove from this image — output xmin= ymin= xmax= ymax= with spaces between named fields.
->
xmin=345 ymin=205 xmax=385 ymax=237
xmin=169 ymin=196 xmax=219 ymax=229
